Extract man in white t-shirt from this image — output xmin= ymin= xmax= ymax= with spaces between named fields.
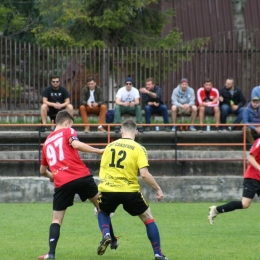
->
xmin=114 ymin=77 xmax=143 ymax=133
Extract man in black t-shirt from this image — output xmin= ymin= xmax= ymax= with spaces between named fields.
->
xmin=40 ymin=75 xmax=74 ymax=132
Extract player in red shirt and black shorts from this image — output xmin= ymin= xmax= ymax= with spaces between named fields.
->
xmin=208 ymin=137 xmax=260 ymax=225
xmin=37 ymin=110 xmax=117 ymax=259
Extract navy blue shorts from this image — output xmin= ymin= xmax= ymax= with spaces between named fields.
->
xmin=98 ymin=191 xmax=149 ymax=216
xmin=53 ymin=176 xmax=98 ymax=211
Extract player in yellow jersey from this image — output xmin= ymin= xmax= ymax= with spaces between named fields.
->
xmin=96 ymin=119 xmax=169 ymax=260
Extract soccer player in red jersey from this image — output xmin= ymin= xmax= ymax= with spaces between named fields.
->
xmin=208 ymin=137 xmax=260 ymax=225
xmin=38 ymin=110 xmax=104 ymax=259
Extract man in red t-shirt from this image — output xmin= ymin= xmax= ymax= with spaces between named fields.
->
xmin=38 ymin=110 xmax=118 ymax=259
xmin=208 ymin=138 xmax=260 ymax=225
xmin=197 ymin=78 xmax=220 ymax=132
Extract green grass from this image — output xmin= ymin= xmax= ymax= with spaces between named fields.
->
xmin=1 ymin=202 xmax=260 ymax=260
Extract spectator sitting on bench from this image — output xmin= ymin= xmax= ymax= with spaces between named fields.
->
xmin=171 ymin=78 xmax=197 ymax=131
xmin=197 ymin=78 xmax=220 ymax=132
xmin=40 ymin=75 xmax=73 ymax=132
xmin=242 ymin=96 xmax=260 ymax=144
xmin=139 ymin=77 xmax=170 ymax=132
xmin=79 ymin=77 xmax=107 ymax=133
xmin=219 ymin=77 xmax=245 ymax=131
xmin=113 ymin=77 xmax=143 ymax=133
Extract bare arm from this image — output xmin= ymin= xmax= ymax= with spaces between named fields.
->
xmin=42 ymin=97 xmax=55 ymax=107
xmin=248 ymin=154 xmax=260 ymax=171
xmin=70 ymin=139 xmax=104 ymax=155
xmin=139 ymin=167 xmax=164 ymax=201
xmin=60 ymin=97 xmax=70 ymax=108
xmin=40 ymin=165 xmax=54 ymax=182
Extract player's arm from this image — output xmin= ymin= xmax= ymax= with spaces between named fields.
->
xmin=248 ymin=154 xmax=260 ymax=171
xmin=139 ymin=167 xmax=164 ymax=201
xmin=40 ymin=165 xmax=54 ymax=182
xmin=69 ymin=137 xmax=104 ymax=155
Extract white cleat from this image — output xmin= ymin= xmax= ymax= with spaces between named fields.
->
xmin=208 ymin=205 xmax=218 ymax=225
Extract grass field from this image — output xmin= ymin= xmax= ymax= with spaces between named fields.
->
xmin=1 ymin=202 xmax=260 ymax=260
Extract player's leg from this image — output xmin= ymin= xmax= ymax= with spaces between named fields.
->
xmin=139 ymin=208 xmax=168 ymax=260
xmin=38 ymin=210 xmax=66 ymax=259
xmin=124 ymin=192 xmax=168 ymax=260
xmin=208 ymin=178 xmax=257 ymax=225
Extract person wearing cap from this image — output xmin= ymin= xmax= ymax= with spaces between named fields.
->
xmin=251 ymin=84 xmax=260 ymax=100
xmin=197 ymin=78 xmax=220 ymax=132
xmin=219 ymin=77 xmax=246 ymax=131
xmin=113 ymin=77 xmax=143 ymax=133
xmin=139 ymin=77 xmax=171 ymax=132
xmin=242 ymin=96 xmax=260 ymax=144
xmin=171 ymin=78 xmax=197 ymax=131
xmin=79 ymin=76 xmax=107 ymax=133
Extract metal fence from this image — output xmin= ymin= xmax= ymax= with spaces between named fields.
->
xmin=0 ymin=31 xmax=260 ymax=110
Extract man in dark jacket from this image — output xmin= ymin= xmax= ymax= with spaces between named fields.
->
xmin=139 ymin=77 xmax=170 ymax=132
xmin=242 ymin=96 xmax=260 ymax=144
xmin=219 ymin=78 xmax=246 ymax=131
xmin=79 ymin=77 xmax=107 ymax=133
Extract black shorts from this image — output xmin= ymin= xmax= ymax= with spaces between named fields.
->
xmin=53 ymin=176 xmax=98 ymax=211
xmin=204 ymin=107 xmax=214 ymax=115
xmin=98 ymin=191 xmax=149 ymax=216
xmin=48 ymin=107 xmax=63 ymax=118
xmin=242 ymin=178 xmax=260 ymax=199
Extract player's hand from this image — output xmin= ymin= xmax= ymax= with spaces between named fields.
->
xmin=98 ymin=149 xmax=105 ymax=155
xmin=156 ymin=189 xmax=164 ymax=201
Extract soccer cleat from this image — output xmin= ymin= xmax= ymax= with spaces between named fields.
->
xmin=110 ymin=238 xmax=119 ymax=250
xmin=189 ymin=126 xmax=196 ymax=131
xmin=171 ymin=126 xmax=176 ymax=132
xmin=38 ymin=253 xmax=55 ymax=259
xmin=97 ymin=234 xmax=111 ymax=255
xmin=155 ymin=254 xmax=169 ymax=260
xmin=208 ymin=205 xmax=219 ymax=225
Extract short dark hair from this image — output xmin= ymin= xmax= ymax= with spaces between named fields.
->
xmin=121 ymin=119 xmax=136 ymax=131
xmin=204 ymin=78 xmax=212 ymax=84
xmin=51 ymin=75 xmax=60 ymax=81
xmin=227 ymin=77 xmax=235 ymax=84
xmin=55 ymin=110 xmax=74 ymax=125
xmin=86 ymin=76 xmax=95 ymax=83
xmin=146 ymin=77 xmax=155 ymax=84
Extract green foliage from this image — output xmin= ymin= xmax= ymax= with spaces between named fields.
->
xmin=33 ymin=0 xmax=180 ymax=48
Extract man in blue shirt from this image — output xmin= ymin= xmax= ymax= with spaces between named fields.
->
xmin=243 ymin=96 xmax=260 ymax=144
xmin=139 ymin=78 xmax=170 ymax=132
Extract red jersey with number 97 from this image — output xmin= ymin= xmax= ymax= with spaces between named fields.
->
xmin=41 ymin=127 xmax=90 ymax=188
xmin=244 ymin=137 xmax=260 ymax=181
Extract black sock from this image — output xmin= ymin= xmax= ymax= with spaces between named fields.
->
xmin=110 ymin=221 xmax=116 ymax=241
xmin=49 ymin=223 xmax=60 ymax=255
xmin=216 ymin=201 xmax=243 ymax=213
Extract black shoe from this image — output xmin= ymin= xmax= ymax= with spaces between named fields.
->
xmin=144 ymin=126 xmax=150 ymax=132
xmin=114 ymin=127 xmax=120 ymax=133
xmin=110 ymin=238 xmax=119 ymax=250
xmin=97 ymin=234 xmax=111 ymax=255
xmin=215 ymin=127 xmax=220 ymax=132
xmin=137 ymin=127 xmax=143 ymax=133
xmin=165 ymin=126 xmax=171 ymax=132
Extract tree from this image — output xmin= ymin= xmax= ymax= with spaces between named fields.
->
xmin=32 ymin=0 xmax=183 ymax=48
xmin=0 ymin=1 xmax=40 ymax=42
